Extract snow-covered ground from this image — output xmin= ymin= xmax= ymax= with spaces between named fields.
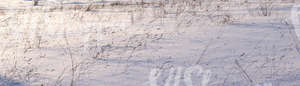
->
xmin=0 ymin=0 xmax=299 ymax=86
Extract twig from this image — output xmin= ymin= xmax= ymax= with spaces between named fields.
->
xmin=195 ymin=43 xmax=210 ymax=64
xmin=55 ymin=67 xmax=66 ymax=86
xmin=235 ymin=59 xmax=253 ymax=83
xmin=63 ymin=28 xmax=76 ymax=86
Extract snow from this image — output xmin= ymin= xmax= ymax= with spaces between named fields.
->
xmin=0 ymin=0 xmax=299 ymax=86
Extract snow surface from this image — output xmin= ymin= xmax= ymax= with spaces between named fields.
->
xmin=0 ymin=0 xmax=299 ymax=86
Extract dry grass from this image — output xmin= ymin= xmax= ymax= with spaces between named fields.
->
xmin=0 ymin=10 xmax=5 ymax=15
